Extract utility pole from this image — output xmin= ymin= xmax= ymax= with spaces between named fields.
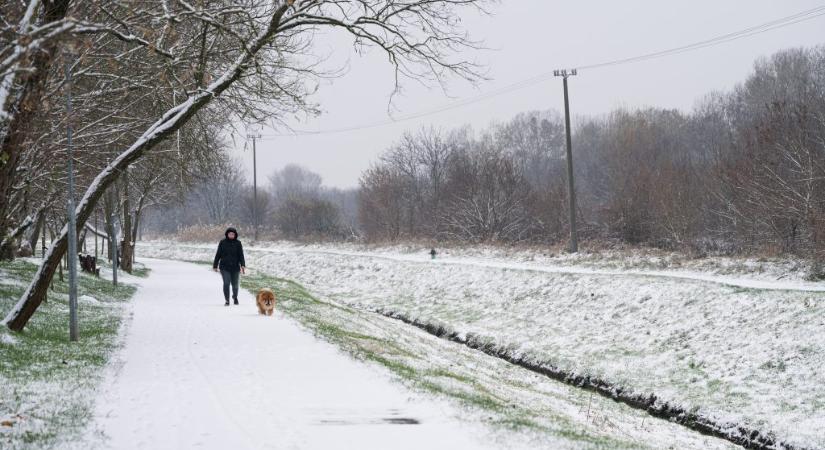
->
xmin=173 ymin=91 xmax=185 ymax=183
xmin=65 ymin=56 xmax=79 ymax=341
xmin=554 ymin=68 xmax=579 ymax=253
xmin=112 ymin=215 xmax=118 ymax=287
xmin=249 ymin=133 xmax=261 ymax=241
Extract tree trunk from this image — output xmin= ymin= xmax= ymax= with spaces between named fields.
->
xmin=79 ymin=228 xmax=87 ymax=254
xmin=119 ymin=239 xmax=133 ymax=271
xmin=131 ymin=207 xmax=143 ymax=265
xmin=100 ymin=225 xmax=105 ymax=261
xmin=0 ymin=215 xmax=34 ymax=259
xmin=131 ymin=190 xmax=148 ymax=265
xmin=41 ymin=221 xmax=47 ymax=259
xmin=0 ymin=0 xmax=71 ymax=257
xmin=120 ymin=171 xmax=133 ymax=272
xmin=104 ymin=189 xmax=115 ymax=262
xmin=3 ymin=1 xmax=292 ymax=332
xmin=94 ymin=212 xmax=99 ymax=259
xmin=52 ymin=225 xmax=63 ymax=283
xmin=28 ymin=208 xmax=46 ymax=255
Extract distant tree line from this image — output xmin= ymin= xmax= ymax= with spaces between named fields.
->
xmin=359 ymin=46 xmax=825 ymax=263
xmin=146 ymin=162 xmax=359 ymax=241
xmin=145 ymin=46 xmax=824 ymax=267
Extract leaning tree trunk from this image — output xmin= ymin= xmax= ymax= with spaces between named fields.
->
xmin=2 ymin=1 xmax=292 ymax=332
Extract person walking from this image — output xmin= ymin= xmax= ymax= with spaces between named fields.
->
xmin=213 ymin=227 xmax=246 ymax=306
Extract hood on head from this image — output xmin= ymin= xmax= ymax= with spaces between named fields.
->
xmin=225 ymin=227 xmax=238 ymax=239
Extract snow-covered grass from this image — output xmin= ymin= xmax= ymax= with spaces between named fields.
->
xmin=251 ymin=240 xmax=825 ymax=289
xmin=140 ymin=240 xmax=825 ymax=449
xmin=239 ymin=267 xmax=736 ymax=449
xmin=232 ymin=239 xmax=823 ymax=283
xmin=0 ymin=259 xmax=141 ymax=450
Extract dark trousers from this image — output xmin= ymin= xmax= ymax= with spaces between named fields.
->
xmin=220 ymin=269 xmax=240 ymax=301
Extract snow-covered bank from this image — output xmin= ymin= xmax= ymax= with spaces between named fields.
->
xmin=239 ymin=261 xmax=737 ymax=449
xmin=138 ymin=240 xmax=825 ymax=449
xmin=242 ymin=242 xmax=825 ymax=292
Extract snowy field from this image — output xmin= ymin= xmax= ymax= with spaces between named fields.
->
xmin=139 ymin=240 xmax=825 ymax=449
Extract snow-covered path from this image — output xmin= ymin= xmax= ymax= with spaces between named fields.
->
xmin=135 ymin=241 xmax=825 ymax=449
xmin=80 ymin=258 xmax=498 ymax=450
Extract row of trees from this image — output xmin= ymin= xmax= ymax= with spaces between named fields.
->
xmin=358 ymin=114 xmax=572 ymax=242
xmin=146 ymin=163 xmax=358 ymax=240
xmin=358 ymin=46 xmax=825 ymax=263
xmin=1 ymin=0 xmax=487 ymax=331
xmin=151 ymin=45 xmax=824 ymax=266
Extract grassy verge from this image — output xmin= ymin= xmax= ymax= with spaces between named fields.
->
xmin=0 ymin=259 xmax=138 ymax=450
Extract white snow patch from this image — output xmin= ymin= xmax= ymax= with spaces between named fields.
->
xmin=78 ymin=295 xmax=99 ymax=305
xmin=0 ymin=332 xmax=17 ymax=346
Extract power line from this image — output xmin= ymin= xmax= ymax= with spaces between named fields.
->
xmin=578 ymin=6 xmax=825 ymax=70
xmin=258 ymin=5 xmax=825 ymax=139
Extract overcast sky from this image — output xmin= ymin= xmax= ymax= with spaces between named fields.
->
xmin=232 ymin=0 xmax=825 ymax=189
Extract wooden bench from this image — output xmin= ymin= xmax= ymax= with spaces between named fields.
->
xmin=78 ymin=254 xmax=100 ymax=277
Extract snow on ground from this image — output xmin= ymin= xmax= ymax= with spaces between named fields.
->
xmin=78 ymin=295 xmax=99 ymax=305
xmin=138 ymin=240 xmax=825 ymax=449
xmin=247 ymin=264 xmax=739 ymax=448
xmin=239 ymin=241 xmax=825 ymax=292
xmin=0 ymin=331 xmax=16 ymax=345
xmin=76 ymin=258 xmax=509 ymax=450
xmin=220 ymin=240 xmax=823 ymax=286
xmin=1 ymin=259 xmax=138 ymax=450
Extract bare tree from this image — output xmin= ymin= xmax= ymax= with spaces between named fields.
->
xmin=274 ymin=197 xmax=340 ymax=238
xmin=4 ymin=0 xmax=489 ymax=331
xmin=356 ymin=45 xmax=825 ymax=261
xmin=439 ymin=146 xmax=537 ymax=242
xmin=322 ymin=187 xmax=360 ymax=238
xmin=716 ymin=48 xmax=825 ymax=256
xmin=194 ymin=157 xmax=246 ymax=225
xmin=264 ymin=164 xmax=349 ymax=239
xmin=0 ymin=0 xmax=73 ymax=258
xmin=268 ymin=164 xmax=322 ymax=205
xmin=358 ymin=165 xmax=406 ymax=241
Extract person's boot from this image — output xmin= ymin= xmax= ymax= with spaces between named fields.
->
xmin=224 ymin=299 xmax=230 ymax=306
xmin=233 ymin=297 xmax=239 ymax=305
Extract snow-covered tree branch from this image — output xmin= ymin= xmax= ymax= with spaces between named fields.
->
xmin=2 ymin=0 xmax=489 ymax=331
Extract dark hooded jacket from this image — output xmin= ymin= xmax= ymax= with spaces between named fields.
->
xmin=213 ymin=227 xmax=246 ymax=272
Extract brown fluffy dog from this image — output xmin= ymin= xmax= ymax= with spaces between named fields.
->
xmin=256 ymin=288 xmax=276 ymax=316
